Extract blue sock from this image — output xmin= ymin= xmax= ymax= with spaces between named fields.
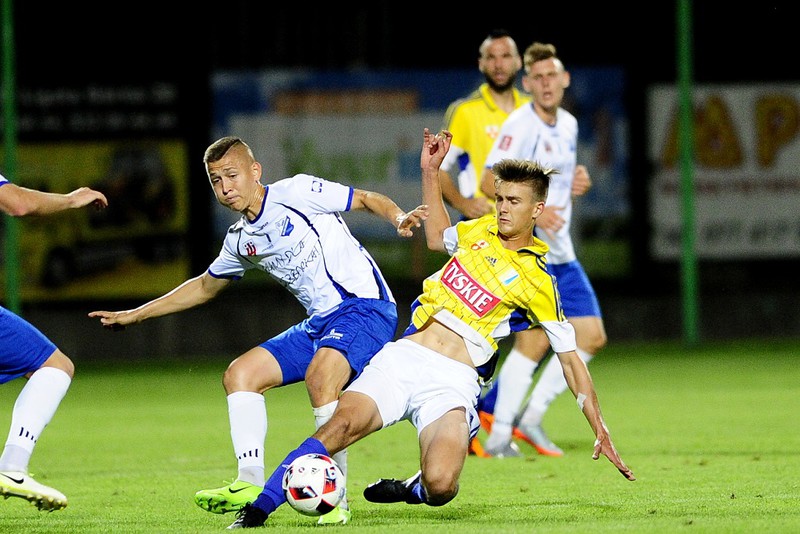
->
xmin=408 ymin=482 xmax=426 ymax=504
xmin=252 ymin=437 xmax=328 ymax=514
xmin=479 ymin=381 xmax=498 ymax=414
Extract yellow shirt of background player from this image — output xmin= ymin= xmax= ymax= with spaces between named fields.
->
xmin=442 ymin=84 xmax=530 ymax=202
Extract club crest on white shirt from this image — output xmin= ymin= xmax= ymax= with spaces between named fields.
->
xmin=278 ymin=216 xmax=295 ymax=237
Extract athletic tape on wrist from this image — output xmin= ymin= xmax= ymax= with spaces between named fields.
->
xmin=576 ymin=393 xmax=587 ymax=411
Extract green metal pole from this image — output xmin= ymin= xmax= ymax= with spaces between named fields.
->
xmin=677 ymin=0 xmax=699 ymax=344
xmin=1 ymin=0 xmax=21 ymax=314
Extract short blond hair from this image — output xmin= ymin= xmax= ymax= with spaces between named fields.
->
xmin=491 ymin=159 xmax=556 ymax=202
xmin=523 ymin=42 xmax=561 ymax=73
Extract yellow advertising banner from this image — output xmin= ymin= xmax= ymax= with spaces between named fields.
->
xmin=1 ymin=140 xmax=190 ymax=300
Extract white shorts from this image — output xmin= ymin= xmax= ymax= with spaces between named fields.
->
xmin=346 ymin=338 xmax=482 ymax=438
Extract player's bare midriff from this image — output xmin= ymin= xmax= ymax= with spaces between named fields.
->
xmin=404 ymin=320 xmax=474 ymax=369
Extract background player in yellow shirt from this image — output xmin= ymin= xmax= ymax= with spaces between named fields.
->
xmin=439 ymin=29 xmax=530 ymax=221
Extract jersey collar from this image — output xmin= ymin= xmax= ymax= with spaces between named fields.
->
xmin=485 ymin=220 xmax=549 ymax=256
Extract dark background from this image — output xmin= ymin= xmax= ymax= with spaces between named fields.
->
xmin=8 ymin=2 xmax=800 ymax=353
xmin=14 ymin=2 xmax=795 ymax=81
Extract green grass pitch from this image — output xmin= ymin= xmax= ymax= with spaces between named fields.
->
xmin=1 ymin=338 xmax=799 ymax=533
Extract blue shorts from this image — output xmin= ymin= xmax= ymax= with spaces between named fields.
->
xmin=548 ymin=261 xmax=602 ymax=318
xmin=261 ymin=298 xmax=398 ymax=386
xmin=0 ymin=307 xmax=57 ymax=384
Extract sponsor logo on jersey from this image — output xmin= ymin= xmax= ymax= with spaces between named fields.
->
xmin=243 ymin=240 xmax=257 ymax=256
xmin=440 ymin=257 xmax=500 ymax=317
xmin=498 ymin=135 xmax=513 ymax=150
xmin=486 ymin=256 xmax=497 ymax=266
xmin=278 ymin=216 xmax=294 ymax=237
xmin=311 ymin=180 xmax=323 ymax=193
xmin=470 ymin=240 xmax=489 ymax=251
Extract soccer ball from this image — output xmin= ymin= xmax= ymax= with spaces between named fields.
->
xmin=282 ymin=453 xmax=345 ymax=516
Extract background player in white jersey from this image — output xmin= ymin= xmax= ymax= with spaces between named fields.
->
xmin=0 ymin=172 xmax=108 ymax=511
xmin=226 ymin=128 xmax=634 ymax=529
xmin=88 ymin=136 xmax=427 ymax=525
xmin=479 ymin=42 xmax=607 ymax=457
xmin=439 ymin=29 xmax=529 ymax=222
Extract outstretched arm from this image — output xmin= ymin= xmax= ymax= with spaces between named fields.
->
xmin=556 ymin=350 xmax=636 ymax=481
xmin=0 ymin=183 xmax=108 ymax=217
xmin=88 ymin=271 xmax=229 ymax=330
xmin=350 ymin=189 xmax=429 ymax=238
xmin=420 ymin=128 xmax=453 ymax=252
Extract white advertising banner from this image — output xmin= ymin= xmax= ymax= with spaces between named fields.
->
xmin=648 ymin=85 xmax=800 ymax=259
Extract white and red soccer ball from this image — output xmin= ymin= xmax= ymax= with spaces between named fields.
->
xmin=282 ymin=453 xmax=345 ymax=516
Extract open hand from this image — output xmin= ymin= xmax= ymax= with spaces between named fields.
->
xmin=88 ymin=310 xmax=137 ymax=331
xmin=421 ymin=128 xmax=453 ymax=170
xmin=593 ymin=435 xmax=636 ymax=481
xmin=396 ymin=204 xmax=430 ymax=237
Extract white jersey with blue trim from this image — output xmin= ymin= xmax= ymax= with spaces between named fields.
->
xmin=0 ymin=173 xmax=8 ymax=185
xmin=208 ymin=173 xmax=395 ymax=317
xmin=484 ymin=104 xmax=578 ymax=264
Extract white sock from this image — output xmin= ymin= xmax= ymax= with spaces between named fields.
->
xmin=313 ymin=400 xmax=347 ymax=507
xmin=228 ymin=391 xmax=267 ymax=486
xmin=486 ymin=349 xmax=538 ymax=447
xmin=520 ymin=349 xmax=594 ymax=427
xmin=0 ymin=367 xmax=70 ymax=473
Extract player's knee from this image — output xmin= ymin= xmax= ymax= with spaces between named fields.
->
xmin=420 ymin=465 xmax=459 ymax=506
xmin=422 ymin=475 xmax=458 ymax=506
xmin=221 ymin=364 xmax=241 ymax=390
xmin=513 ymin=330 xmax=551 ymax=361
xmin=586 ymin=329 xmax=608 ymax=354
xmin=222 ymin=360 xmax=274 ymax=393
xmin=43 ymin=350 xmax=75 ymax=379
xmin=576 ymin=321 xmax=607 ymax=355
xmin=315 ymin=414 xmax=357 ymax=453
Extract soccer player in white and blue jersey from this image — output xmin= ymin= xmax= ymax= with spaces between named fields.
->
xmin=89 ymin=137 xmax=427 ymax=525
xmin=0 ymin=172 xmax=108 ymax=511
xmin=479 ymin=42 xmax=606 ymax=457
xmin=225 ymin=128 xmax=633 ymax=529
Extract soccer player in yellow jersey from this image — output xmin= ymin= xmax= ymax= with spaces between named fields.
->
xmin=439 ymin=29 xmax=530 ymax=220
xmin=226 ymin=128 xmax=634 ymax=528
